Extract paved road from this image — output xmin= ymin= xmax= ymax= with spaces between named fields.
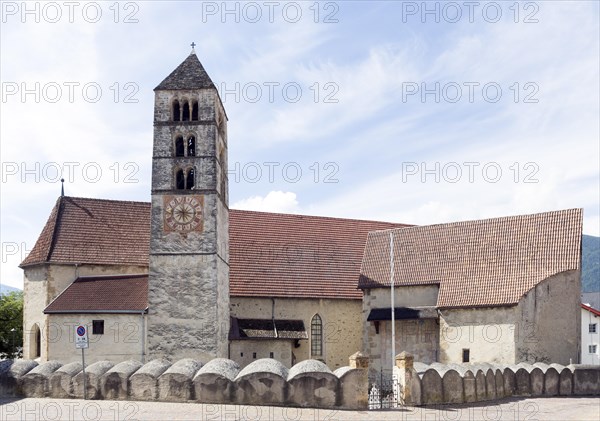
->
xmin=1 ymin=396 xmax=599 ymax=420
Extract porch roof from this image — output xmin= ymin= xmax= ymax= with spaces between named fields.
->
xmin=367 ymin=306 xmax=438 ymax=321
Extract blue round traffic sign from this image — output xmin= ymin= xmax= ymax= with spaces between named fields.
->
xmin=76 ymin=326 xmax=86 ymax=336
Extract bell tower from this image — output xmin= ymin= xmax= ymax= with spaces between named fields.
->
xmin=147 ymin=47 xmax=229 ymax=360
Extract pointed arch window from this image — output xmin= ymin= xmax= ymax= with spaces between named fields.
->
xmin=172 ymin=100 xmax=181 ymax=121
xmin=186 ymin=168 xmax=195 ymax=190
xmin=36 ymin=327 xmax=41 ymax=358
xmin=29 ymin=323 xmax=41 ymax=359
xmin=176 ymin=169 xmax=185 ymax=190
xmin=182 ymin=100 xmax=190 ymax=121
xmin=192 ymin=101 xmax=199 ymax=121
xmin=175 ymin=136 xmax=185 ymax=157
xmin=187 ymin=136 xmax=196 ymax=157
xmin=311 ymin=314 xmax=323 ymax=357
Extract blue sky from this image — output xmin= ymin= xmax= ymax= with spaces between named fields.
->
xmin=1 ymin=1 xmax=599 ymax=289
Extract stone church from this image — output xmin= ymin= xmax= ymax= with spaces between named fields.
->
xmin=21 ymin=51 xmax=584 ymax=372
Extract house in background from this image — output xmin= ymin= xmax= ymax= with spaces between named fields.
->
xmin=581 ymin=303 xmax=600 ymax=364
xmin=581 ymin=291 xmax=600 ymax=310
xmin=360 ymin=209 xmax=583 ymax=377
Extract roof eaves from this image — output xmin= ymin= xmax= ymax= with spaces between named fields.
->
xmin=74 ymin=274 xmax=148 ymax=282
xmin=437 ymin=303 xmax=518 ymax=310
xmin=582 ymin=303 xmax=600 ymax=317
xmin=44 ymin=309 xmax=148 ymax=314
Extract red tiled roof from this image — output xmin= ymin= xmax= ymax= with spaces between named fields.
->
xmin=21 ymin=196 xmax=151 ymax=267
xmin=359 ymin=209 xmax=583 ymax=308
xmin=44 ymin=274 xmax=148 ymax=313
xmin=229 ymin=209 xmax=406 ymax=299
xmin=582 ymin=303 xmax=600 ymax=317
xmin=22 ymin=196 xmax=408 ymax=300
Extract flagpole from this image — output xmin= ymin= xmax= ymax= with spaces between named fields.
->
xmin=390 ymin=231 xmax=395 ymax=378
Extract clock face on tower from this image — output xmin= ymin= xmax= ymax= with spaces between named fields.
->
xmin=163 ymin=195 xmax=204 ymax=233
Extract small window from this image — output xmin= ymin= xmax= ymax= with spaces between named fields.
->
xmin=187 ymin=136 xmax=196 ymax=157
xmin=590 ymin=324 xmax=597 ymax=333
xmin=240 ymin=352 xmax=243 ymax=357
xmin=311 ymin=314 xmax=323 ymax=357
xmin=175 ymin=136 xmax=185 ymax=157
xmin=269 ymin=352 xmax=274 ymax=358
xmin=186 ymin=168 xmax=195 ymax=190
xmin=92 ymin=320 xmax=104 ymax=335
xmin=589 ymin=345 xmax=598 ymax=354
xmin=176 ymin=169 xmax=185 ymax=190
xmin=182 ymin=100 xmax=190 ymax=121
xmin=191 ymin=101 xmax=199 ymax=121
xmin=253 ymin=352 xmax=257 ymax=359
xmin=462 ymin=349 xmax=470 ymax=363
xmin=172 ymin=100 xmax=180 ymax=121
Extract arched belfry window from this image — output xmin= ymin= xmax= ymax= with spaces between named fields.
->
xmin=187 ymin=136 xmax=196 ymax=157
xmin=172 ymin=100 xmax=181 ymax=121
xmin=175 ymin=167 xmax=196 ymax=190
xmin=182 ymin=100 xmax=190 ymax=121
xmin=192 ymin=101 xmax=199 ymax=121
xmin=186 ymin=168 xmax=195 ymax=190
xmin=311 ymin=314 xmax=323 ymax=357
xmin=175 ymin=136 xmax=185 ymax=157
xmin=176 ymin=169 xmax=185 ymax=190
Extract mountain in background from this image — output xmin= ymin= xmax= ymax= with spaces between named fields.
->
xmin=582 ymin=235 xmax=600 ymax=292
xmin=0 ymin=284 xmax=21 ymax=295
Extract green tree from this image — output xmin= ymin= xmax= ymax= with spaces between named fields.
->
xmin=0 ymin=291 xmax=23 ymax=359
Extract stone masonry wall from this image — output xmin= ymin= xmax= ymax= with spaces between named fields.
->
xmin=363 ymin=285 xmax=439 ymax=376
xmin=230 ymin=297 xmax=362 ymax=370
xmin=392 ymin=353 xmax=600 ymax=406
xmin=148 ymin=88 xmax=229 ymax=361
xmin=516 ymin=270 xmax=581 ymax=365
xmin=22 ymin=263 xmax=147 ymax=361
xmin=0 ymin=353 xmax=369 ymax=410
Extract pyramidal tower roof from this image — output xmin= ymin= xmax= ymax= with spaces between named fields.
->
xmin=155 ymin=50 xmax=216 ymax=91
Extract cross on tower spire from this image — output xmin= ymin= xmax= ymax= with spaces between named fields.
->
xmin=190 ymin=42 xmax=196 ymax=51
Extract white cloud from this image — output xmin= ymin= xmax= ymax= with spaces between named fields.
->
xmin=232 ymin=191 xmax=300 ymax=214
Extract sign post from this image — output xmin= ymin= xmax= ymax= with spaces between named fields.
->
xmin=75 ymin=324 xmax=89 ymax=399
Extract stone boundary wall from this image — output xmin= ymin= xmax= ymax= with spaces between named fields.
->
xmin=394 ymin=352 xmax=600 ymax=406
xmin=0 ymin=352 xmax=370 ymax=410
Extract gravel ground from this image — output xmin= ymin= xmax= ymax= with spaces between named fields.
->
xmin=0 ymin=396 xmax=599 ymax=420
